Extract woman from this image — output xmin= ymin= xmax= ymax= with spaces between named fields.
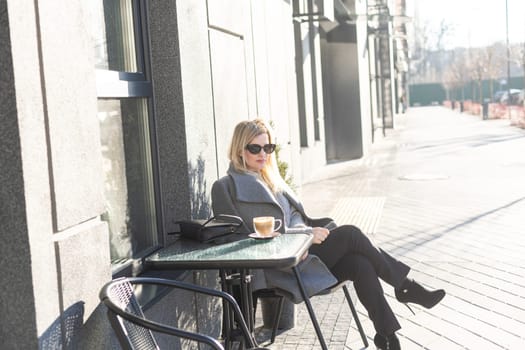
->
xmin=211 ymin=119 xmax=445 ymax=350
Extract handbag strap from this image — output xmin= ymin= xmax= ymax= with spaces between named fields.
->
xmin=202 ymin=214 xmax=243 ymax=227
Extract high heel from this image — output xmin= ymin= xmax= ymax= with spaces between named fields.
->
xmin=395 ymin=279 xmax=445 ymax=309
xmin=374 ymin=333 xmax=400 ymax=350
xmin=403 ymin=303 xmax=415 ymax=315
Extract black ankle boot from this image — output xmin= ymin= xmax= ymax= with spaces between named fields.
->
xmin=374 ymin=333 xmax=400 ymax=350
xmin=395 ymin=279 xmax=445 ymax=309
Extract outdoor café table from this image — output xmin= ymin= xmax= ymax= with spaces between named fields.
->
xmin=144 ymin=233 xmax=330 ymax=349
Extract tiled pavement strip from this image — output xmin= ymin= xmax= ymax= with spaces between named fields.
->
xmin=253 ymin=106 xmax=525 ymax=349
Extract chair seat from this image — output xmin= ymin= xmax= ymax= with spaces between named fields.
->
xmin=316 ymin=280 xmax=347 ymax=295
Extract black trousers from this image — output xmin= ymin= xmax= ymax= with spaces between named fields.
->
xmin=309 ymin=225 xmax=410 ymax=336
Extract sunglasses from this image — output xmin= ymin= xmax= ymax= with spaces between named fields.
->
xmin=245 ymin=143 xmax=276 ymax=155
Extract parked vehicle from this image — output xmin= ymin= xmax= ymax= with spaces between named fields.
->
xmin=499 ymin=89 xmax=522 ymax=105
xmin=493 ymin=90 xmax=506 ymax=103
xmin=517 ymin=90 xmax=525 ymax=106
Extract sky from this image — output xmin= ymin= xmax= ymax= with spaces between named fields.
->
xmin=409 ymin=0 xmax=525 ymax=49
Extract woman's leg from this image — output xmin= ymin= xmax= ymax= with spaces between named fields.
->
xmin=309 ymin=225 xmax=410 ymax=288
xmin=331 ymin=253 xmax=401 ymax=336
xmin=311 ymin=224 xmax=445 ymax=316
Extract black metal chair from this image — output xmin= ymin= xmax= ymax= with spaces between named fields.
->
xmin=253 ymin=281 xmax=369 ymax=347
xmin=252 ymin=216 xmax=369 ymax=347
xmin=318 ymin=281 xmax=368 ymax=347
xmin=99 ymin=277 xmax=269 ymax=350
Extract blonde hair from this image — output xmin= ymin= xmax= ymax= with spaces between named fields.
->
xmin=228 ymin=119 xmax=284 ymax=193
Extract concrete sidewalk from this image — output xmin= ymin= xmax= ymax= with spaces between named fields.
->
xmin=255 ymin=106 xmax=525 ymax=349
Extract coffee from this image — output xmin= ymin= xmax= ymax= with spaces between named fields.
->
xmin=253 ymin=216 xmax=282 ymax=236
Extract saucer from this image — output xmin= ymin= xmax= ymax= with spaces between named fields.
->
xmin=248 ymin=232 xmax=281 ymax=240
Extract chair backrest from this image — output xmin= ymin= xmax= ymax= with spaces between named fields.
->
xmin=100 ymin=277 xmax=228 ymax=350
xmin=103 ymin=280 xmax=159 ymax=350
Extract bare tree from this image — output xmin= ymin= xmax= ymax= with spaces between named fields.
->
xmin=434 ymin=19 xmax=450 ymax=51
xmin=409 ymin=18 xmax=452 ymax=83
xmin=467 ymin=48 xmax=486 ymax=104
xmin=510 ymin=42 xmax=525 ymax=93
xmin=484 ymin=43 xmax=506 ymax=101
xmin=442 ymin=69 xmax=457 ymax=101
xmin=451 ymin=49 xmax=469 ymax=101
xmin=409 ymin=19 xmax=431 ymax=82
xmin=442 ymin=49 xmax=468 ymax=102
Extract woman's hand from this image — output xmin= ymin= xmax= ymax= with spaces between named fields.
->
xmin=311 ymin=227 xmax=330 ymax=244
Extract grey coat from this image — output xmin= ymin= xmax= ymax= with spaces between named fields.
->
xmin=211 ymin=164 xmax=337 ymax=303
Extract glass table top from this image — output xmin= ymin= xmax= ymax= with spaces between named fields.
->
xmin=145 ymin=233 xmax=313 ymax=270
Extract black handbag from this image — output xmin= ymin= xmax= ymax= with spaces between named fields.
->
xmin=173 ymin=214 xmax=244 ymax=243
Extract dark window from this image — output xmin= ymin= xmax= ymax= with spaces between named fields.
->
xmin=91 ymin=0 xmax=159 ymax=271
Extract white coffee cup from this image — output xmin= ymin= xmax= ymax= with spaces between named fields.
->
xmin=253 ymin=216 xmax=282 ymax=236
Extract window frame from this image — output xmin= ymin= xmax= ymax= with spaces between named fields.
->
xmin=95 ymin=0 xmax=164 ymax=277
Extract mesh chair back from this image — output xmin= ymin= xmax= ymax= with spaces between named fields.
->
xmin=107 ymin=280 xmax=159 ymax=350
xmin=101 ymin=277 xmax=268 ymax=350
